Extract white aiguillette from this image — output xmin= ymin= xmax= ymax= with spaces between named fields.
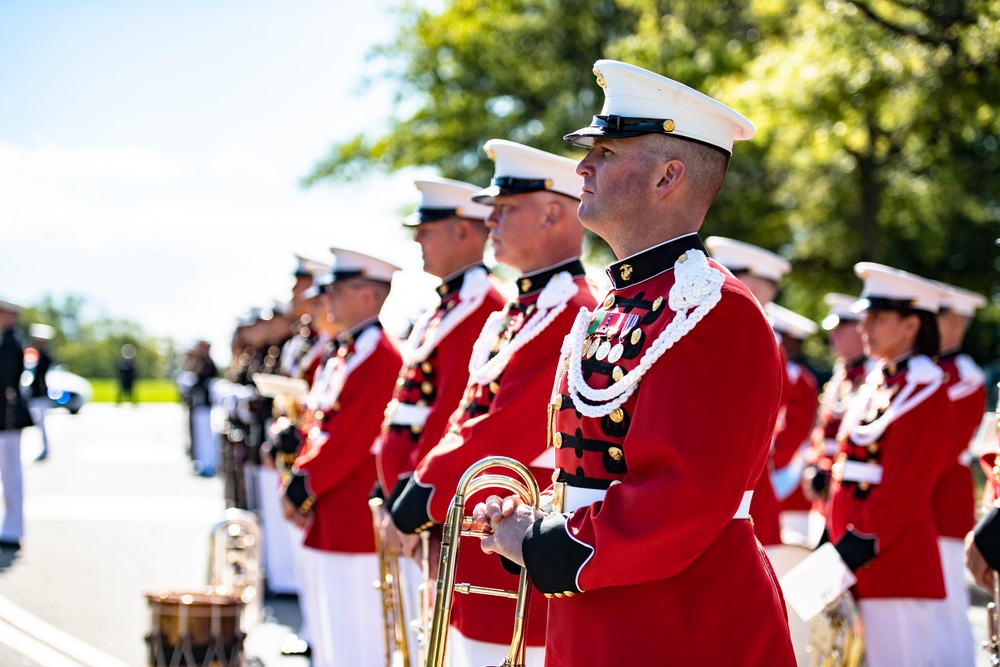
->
xmin=251 ymin=373 xmax=310 ymax=403
xmin=778 ymin=543 xmax=857 ymax=622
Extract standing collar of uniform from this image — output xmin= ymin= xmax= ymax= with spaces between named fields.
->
xmin=606 ymin=232 xmax=706 ymax=289
xmin=436 ymin=263 xmax=488 ymax=298
xmin=938 ymin=346 xmax=961 ymax=362
xmin=516 ymin=258 xmax=585 ymax=296
xmin=336 ymin=317 xmax=382 ymax=347
xmin=844 ymin=354 xmax=868 ymax=372
xmin=881 ymin=353 xmax=912 ymax=379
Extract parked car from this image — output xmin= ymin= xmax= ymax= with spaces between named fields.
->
xmin=22 ymin=366 xmax=93 ymax=415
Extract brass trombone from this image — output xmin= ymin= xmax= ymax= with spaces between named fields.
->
xmin=369 ymin=497 xmax=412 ymax=667
xmin=424 ymin=456 xmax=541 ymax=667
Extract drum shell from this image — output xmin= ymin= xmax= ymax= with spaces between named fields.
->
xmin=145 ymin=589 xmax=245 ymax=667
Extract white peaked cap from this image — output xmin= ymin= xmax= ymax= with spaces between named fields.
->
xmin=704 ymin=236 xmax=790 ymax=282
xmin=564 ymin=59 xmax=756 ymax=154
xmin=28 ymin=323 xmax=55 ymax=340
xmin=328 ymin=247 xmax=401 ymax=284
xmin=935 ymin=281 xmax=987 ymax=317
xmin=821 ymin=292 xmax=862 ymax=330
xmin=294 ymin=254 xmax=332 ymax=278
xmin=853 ymin=262 xmax=946 ymax=314
xmin=0 ymin=299 xmax=22 ymax=314
xmin=471 ymin=139 xmax=583 ymax=204
xmin=765 ymin=302 xmax=818 ymax=340
xmin=404 ymin=177 xmax=493 ymax=226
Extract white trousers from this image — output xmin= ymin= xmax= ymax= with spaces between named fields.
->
xmin=28 ymin=398 xmax=49 ymax=457
xmin=928 ymin=537 xmax=976 ymax=666
xmin=299 ymin=547 xmax=385 ymax=667
xmin=0 ymin=430 xmax=24 ymax=540
xmin=443 ymin=626 xmax=545 ymax=667
xmin=191 ymin=406 xmax=217 ymax=475
xmin=254 ymin=467 xmax=298 ymax=595
xmin=287 ymin=522 xmax=312 ymax=644
xmin=858 ymin=598 xmax=940 ymax=667
xmin=764 ymin=543 xmax=811 ymax=667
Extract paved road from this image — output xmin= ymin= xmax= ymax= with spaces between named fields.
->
xmin=0 ymin=403 xmax=307 ymax=667
xmin=0 ymin=403 xmax=995 ymax=665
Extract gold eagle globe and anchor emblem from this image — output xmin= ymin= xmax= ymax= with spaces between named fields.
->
xmin=619 ymin=264 xmax=633 ymax=281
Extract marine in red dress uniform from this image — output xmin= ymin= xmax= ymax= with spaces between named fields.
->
xmin=391 ymin=141 xmax=600 ymax=663
xmin=282 ymin=250 xmax=405 ymax=667
xmin=827 ymin=263 xmax=954 ymax=667
xmin=476 ymin=60 xmax=795 ymax=667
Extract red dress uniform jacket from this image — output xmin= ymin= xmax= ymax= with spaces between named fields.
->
xmin=520 ymin=235 xmax=795 ymax=667
xmin=828 ymin=355 xmax=952 ymax=599
xmin=376 ymin=266 xmax=505 ymax=498
xmin=932 ymin=351 xmax=985 ymax=539
xmin=773 ymin=358 xmax=820 ymax=513
xmin=392 ymin=259 xmax=598 ymax=648
xmin=287 ymin=321 xmax=403 ymax=553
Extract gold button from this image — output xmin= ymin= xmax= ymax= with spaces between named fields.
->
xmin=553 ymin=592 xmax=564 ymax=599
xmin=652 ymin=296 xmax=663 ymax=312
xmin=859 ymin=482 xmax=870 ymax=491
xmin=332 ymin=401 xmax=340 ymax=411
xmin=662 ymin=119 xmax=675 ymax=132
xmin=609 ymin=408 xmax=624 ymax=423
xmin=526 ymin=304 xmax=536 ymax=316
xmin=416 ymin=400 xmax=427 ymax=408
xmin=421 ymin=381 xmax=434 ymax=395
xmin=554 ymin=395 xmax=563 ymax=410
xmin=564 ymin=591 xmax=575 ymax=597
xmin=553 ymin=432 xmax=563 ymax=448
xmin=608 ymin=446 xmax=623 ymax=461
xmin=437 ymin=284 xmax=448 ymax=296
xmin=489 ymin=381 xmax=500 ymax=394
xmin=867 ymin=444 xmax=879 ymax=454
xmin=602 ymin=294 xmax=615 ymax=309
xmin=612 ymin=366 xmax=624 ymax=382
xmin=411 ymin=424 xmax=423 ymax=435
xmin=631 ymin=329 xmax=642 ymax=345
xmin=677 ymin=252 xmax=687 ymax=263
xmin=421 ymin=361 xmax=433 ymax=374
xmin=545 ymin=593 xmax=555 ymax=599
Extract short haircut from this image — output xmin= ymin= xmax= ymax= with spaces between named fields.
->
xmin=653 ymin=135 xmax=731 ymax=207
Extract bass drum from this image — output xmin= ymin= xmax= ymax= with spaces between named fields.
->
xmin=145 ymin=589 xmax=245 ymax=667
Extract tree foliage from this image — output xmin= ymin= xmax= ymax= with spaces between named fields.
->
xmin=19 ymin=295 xmax=175 ymax=380
xmin=305 ymin=0 xmax=1000 ymax=362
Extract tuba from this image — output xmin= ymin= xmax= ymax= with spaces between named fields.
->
xmin=424 ymin=456 xmax=541 ymax=667
xmin=805 ymin=592 xmax=865 ymax=667
xmin=208 ymin=507 xmax=263 ymax=627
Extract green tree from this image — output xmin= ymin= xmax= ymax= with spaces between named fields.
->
xmin=305 ymin=0 xmax=1000 ymax=362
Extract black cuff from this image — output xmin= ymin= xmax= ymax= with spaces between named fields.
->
xmin=522 ymin=515 xmax=593 ymax=595
xmin=975 ymin=506 xmax=1000 ymax=572
xmin=284 ymin=472 xmax=315 ymax=514
xmin=370 ymin=480 xmax=385 ymax=502
xmin=834 ymin=529 xmax=877 ymax=571
xmin=390 ymin=478 xmax=435 ymax=534
xmin=385 ymin=474 xmax=412 ymax=512
xmin=277 ymin=425 xmax=303 ymax=454
xmin=499 ymin=555 xmax=522 ymax=576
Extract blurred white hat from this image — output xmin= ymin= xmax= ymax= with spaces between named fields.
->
xmin=935 ymin=281 xmax=987 ymax=317
xmin=765 ymin=303 xmax=818 ymax=340
xmin=28 ymin=323 xmax=55 ymax=340
xmin=853 ymin=262 xmax=946 ymax=314
xmin=821 ymin=292 xmax=862 ymax=331
xmin=472 ymin=139 xmax=583 ymax=204
xmin=294 ymin=254 xmax=332 ymax=278
xmin=306 ymin=248 xmax=402 ymax=298
xmin=705 ymin=236 xmax=790 ymax=282
xmin=0 ymin=299 xmax=22 ymax=314
xmin=404 ymin=177 xmax=493 ymax=227
xmin=564 ymin=59 xmax=755 ymax=154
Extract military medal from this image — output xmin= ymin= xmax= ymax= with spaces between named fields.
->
xmin=596 ymin=341 xmax=612 ymax=361
xmin=618 ymin=314 xmax=640 ymax=340
xmin=586 ymin=338 xmax=600 ymax=359
xmin=607 ymin=343 xmax=624 ymax=363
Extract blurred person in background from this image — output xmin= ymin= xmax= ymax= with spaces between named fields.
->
xmin=185 ymin=340 xmax=219 ymax=476
xmin=0 ymin=299 xmax=32 ymax=550
xmin=117 ymin=343 xmax=138 ymax=404
xmin=25 ymin=323 xmax=55 ymax=461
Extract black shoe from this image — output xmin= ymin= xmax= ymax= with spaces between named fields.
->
xmin=280 ymin=634 xmax=310 ymax=657
xmin=0 ymin=540 xmax=21 ymax=551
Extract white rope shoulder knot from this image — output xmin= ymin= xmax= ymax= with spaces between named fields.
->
xmin=844 ymin=354 xmax=944 ymax=446
xmin=565 ymin=250 xmax=723 ymax=418
xmin=468 ymin=271 xmax=579 ymax=386
xmin=405 ymin=267 xmax=491 ymax=365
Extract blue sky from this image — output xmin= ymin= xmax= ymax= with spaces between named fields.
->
xmin=0 ymin=0 xmax=444 ymax=359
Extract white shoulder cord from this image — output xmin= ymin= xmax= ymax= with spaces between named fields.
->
xmin=311 ymin=325 xmax=382 ymax=411
xmin=405 ymin=267 xmax=492 ymax=365
xmin=468 ymin=271 xmax=579 ymax=386
xmin=565 ymin=250 xmax=724 ymax=419
xmin=838 ymin=355 xmax=944 ymax=446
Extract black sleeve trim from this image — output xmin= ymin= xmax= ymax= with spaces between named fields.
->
xmin=522 ymin=515 xmax=593 ymax=595
xmin=276 ymin=425 xmax=303 ymax=454
xmin=284 ymin=472 xmax=315 ymax=514
xmin=499 ymin=555 xmax=522 ymax=576
xmin=390 ymin=478 xmax=434 ymax=534
xmin=834 ymin=529 xmax=878 ymax=571
xmin=975 ymin=506 xmax=1000 ymax=572
xmin=369 ymin=480 xmax=385 ymax=502
xmin=385 ymin=474 xmax=412 ymax=511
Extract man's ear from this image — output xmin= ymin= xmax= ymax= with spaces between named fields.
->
xmin=541 ymin=199 xmax=563 ymax=228
xmin=654 ymin=160 xmax=685 ymax=201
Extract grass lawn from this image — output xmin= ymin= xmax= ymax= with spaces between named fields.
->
xmin=88 ymin=378 xmax=181 ymax=403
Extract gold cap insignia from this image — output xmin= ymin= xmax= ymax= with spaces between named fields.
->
xmin=619 ymin=264 xmax=633 ymax=281
xmin=544 ymin=179 xmax=553 ymax=188
xmin=485 ymin=147 xmax=496 ymax=161
xmin=593 ymin=68 xmax=607 ymax=89
xmin=662 ymin=119 xmax=675 ymax=132
xmin=520 ymin=278 xmax=532 ymax=292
